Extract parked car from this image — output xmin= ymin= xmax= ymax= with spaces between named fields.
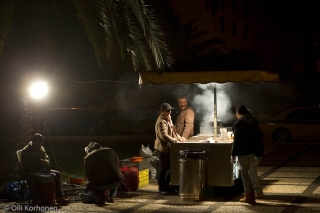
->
xmin=258 ymin=106 xmax=320 ymax=142
xmin=42 ymin=108 xmax=97 ymax=136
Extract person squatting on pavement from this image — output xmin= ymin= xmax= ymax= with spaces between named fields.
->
xmin=21 ymin=133 xmax=69 ymax=206
xmin=84 ymin=142 xmax=123 ymax=205
xmin=230 ymin=105 xmax=264 ymax=204
xmin=154 ymin=103 xmax=185 ymax=195
xmin=174 ymin=97 xmax=195 ymax=140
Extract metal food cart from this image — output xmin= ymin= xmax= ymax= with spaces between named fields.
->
xmin=139 ymin=70 xmax=279 ymax=187
xmin=171 ymin=140 xmax=237 ymax=187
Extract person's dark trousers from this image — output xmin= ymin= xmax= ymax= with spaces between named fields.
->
xmin=156 ymin=150 xmax=171 ymax=192
xmin=50 ymin=170 xmax=64 ymax=197
xmin=155 ymin=150 xmax=161 ymax=180
xmin=88 ymin=187 xmax=117 ymax=198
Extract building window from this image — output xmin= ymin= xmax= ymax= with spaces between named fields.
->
xmin=243 ymin=3 xmax=248 ymax=18
xmin=232 ymin=0 xmax=237 ymax=14
xmin=220 ymin=18 xmax=225 ymax=33
xmin=244 ymin=24 xmax=248 ymax=38
xmin=232 ymin=21 xmax=237 ymax=36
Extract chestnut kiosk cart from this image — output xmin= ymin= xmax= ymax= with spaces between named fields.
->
xmin=139 ymin=70 xmax=280 ymax=197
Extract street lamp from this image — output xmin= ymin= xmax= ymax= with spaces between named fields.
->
xmin=29 ymin=81 xmax=48 ymax=99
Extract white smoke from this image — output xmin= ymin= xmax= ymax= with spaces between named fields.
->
xmin=191 ymin=83 xmax=233 ymax=134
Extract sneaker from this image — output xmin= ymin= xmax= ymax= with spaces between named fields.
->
xmin=161 ymin=189 xmax=177 ymax=195
xmin=161 ymin=191 xmax=171 ymax=195
xmin=55 ymin=196 xmax=69 ymax=204
xmin=255 ymin=192 xmax=264 ymax=198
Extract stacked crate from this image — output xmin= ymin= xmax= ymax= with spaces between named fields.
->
xmin=138 ymin=169 xmax=149 ymax=188
xmin=120 ymin=159 xmax=150 ymax=188
xmin=63 ymin=184 xmax=85 ymax=201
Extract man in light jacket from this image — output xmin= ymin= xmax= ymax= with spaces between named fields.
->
xmin=175 ymin=97 xmax=195 ymax=140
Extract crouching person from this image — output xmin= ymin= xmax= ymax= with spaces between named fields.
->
xmin=21 ymin=133 xmax=69 ymax=206
xmin=84 ymin=142 xmax=123 ymax=205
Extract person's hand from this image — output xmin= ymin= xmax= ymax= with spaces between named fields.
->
xmin=230 ymin=156 xmax=236 ymax=164
xmin=177 ymin=137 xmax=185 ymax=142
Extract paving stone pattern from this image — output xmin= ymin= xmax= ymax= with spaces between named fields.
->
xmin=1 ymin=141 xmax=320 ymax=212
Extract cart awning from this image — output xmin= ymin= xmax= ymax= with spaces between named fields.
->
xmin=139 ymin=70 xmax=280 ymax=85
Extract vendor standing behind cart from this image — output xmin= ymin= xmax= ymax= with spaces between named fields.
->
xmin=154 ymin=103 xmax=185 ymax=195
xmin=175 ymin=97 xmax=195 ymax=140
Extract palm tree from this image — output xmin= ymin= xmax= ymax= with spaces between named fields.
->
xmin=158 ymin=0 xmax=226 ymax=66
xmin=0 ymin=0 xmax=174 ymax=72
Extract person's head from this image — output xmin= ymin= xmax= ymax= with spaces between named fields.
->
xmin=31 ymin=133 xmax=44 ymax=149
xmin=85 ymin=142 xmax=101 ymax=154
xmin=159 ymin=103 xmax=174 ymax=119
xmin=236 ymin=105 xmax=250 ymax=118
xmin=177 ymin=97 xmax=188 ymax=111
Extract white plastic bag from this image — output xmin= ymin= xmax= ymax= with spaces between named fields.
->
xmin=139 ymin=144 xmax=153 ymax=158
xmin=148 ymin=156 xmax=159 ymax=179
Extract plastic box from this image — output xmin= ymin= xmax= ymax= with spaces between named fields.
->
xmin=138 ymin=169 xmax=149 ymax=188
xmin=120 ymin=159 xmax=149 ymax=171
xmin=63 ymin=184 xmax=85 ymax=201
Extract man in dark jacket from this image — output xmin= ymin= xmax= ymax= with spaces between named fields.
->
xmin=84 ymin=142 xmax=123 ymax=205
xmin=21 ymin=133 xmax=69 ymax=205
xmin=230 ymin=105 xmax=264 ymax=204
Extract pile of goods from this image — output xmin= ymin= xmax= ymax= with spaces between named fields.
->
xmin=120 ymin=166 xmax=139 ymax=192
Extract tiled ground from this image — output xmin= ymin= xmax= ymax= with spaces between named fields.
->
xmin=1 ymin=141 xmax=320 ymax=212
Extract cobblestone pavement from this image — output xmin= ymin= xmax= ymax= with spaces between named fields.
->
xmin=1 ymin=141 xmax=320 ymax=213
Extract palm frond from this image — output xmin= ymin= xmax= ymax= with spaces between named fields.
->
xmin=128 ymin=0 xmax=174 ymax=70
xmin=73 ymin=0 xmax=107 ymax=67
xmin=102 ymin=0 xmax=128 ymax=60
xmin=123 ymin=1 xmax=154 ymax=71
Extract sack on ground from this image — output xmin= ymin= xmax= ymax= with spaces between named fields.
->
xmin=3 ymin=181 xmax=29 ymax=201
xmin=147 ymin=156 xmax=159 ymax=179
xmin=139 ymin=144 xmax=153 ymax=158
xmin=120 ymin=166 xmax=139 ymax=192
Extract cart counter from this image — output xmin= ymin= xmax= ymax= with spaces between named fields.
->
xmin=170 ymin=140 xmax=239 ymax=187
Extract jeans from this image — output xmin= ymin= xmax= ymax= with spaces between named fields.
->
xmin=249 ymin=156 xmax=263 ymax=194
xmin=155 ymin=150 xmax=171 ymax=192
xmin=237 ymin=153 xmax=255 ymax=194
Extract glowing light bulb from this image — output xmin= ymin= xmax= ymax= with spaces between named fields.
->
xmin=29 ymin=82 xmax=48 ymax=99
